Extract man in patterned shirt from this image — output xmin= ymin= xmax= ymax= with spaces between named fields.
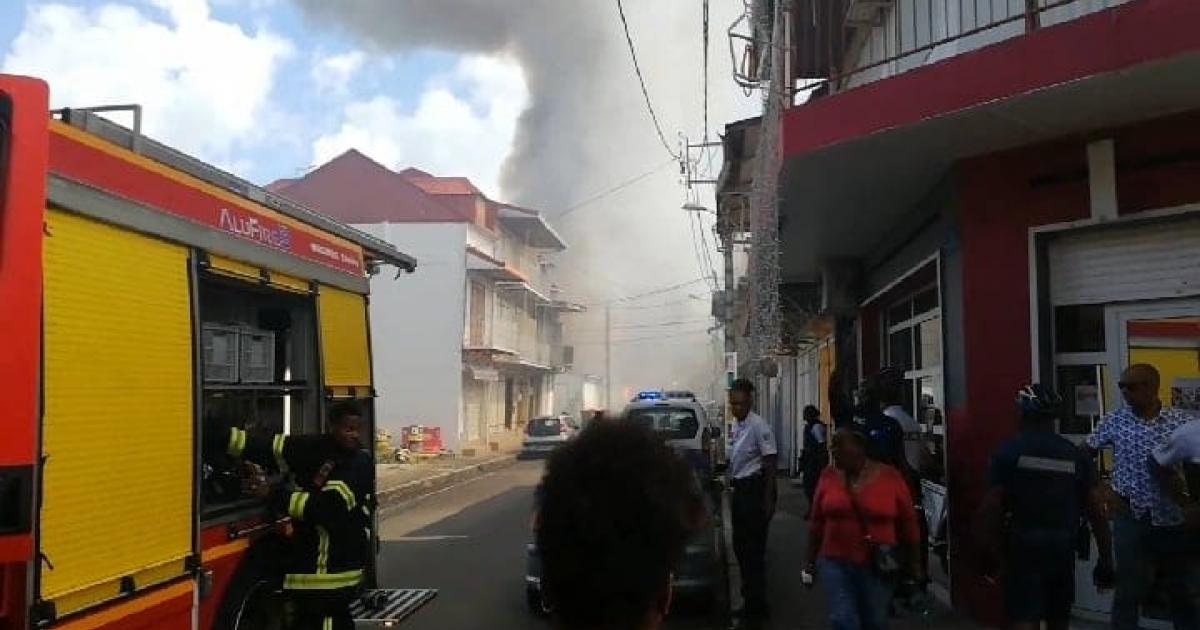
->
xmin=1086 ymin=364 xmax=1198 ymax=630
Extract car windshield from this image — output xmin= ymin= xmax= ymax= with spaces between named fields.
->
xmin=626 ymin=407 xmax=699 ymax=440
xmin=526 ymin=417 xmax=563 ymax=436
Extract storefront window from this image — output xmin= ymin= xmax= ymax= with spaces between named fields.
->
xmin=1054 ymin=304 xmax=1106 ymax=353
xmin=1056 ymin=364 xmax=1103 ymax=435
xmin=884 ymin=285 xmax=945 ymax=485
xmin=913 ymin=287 xmax=938 ymax=316
xmin=888 ymin=327 xmax=914 ymax=372
xmin=917 ymin=317 xmax=941 ymax=369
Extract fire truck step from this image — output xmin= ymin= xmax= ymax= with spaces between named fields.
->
xmin=351 ymin=588 xmax=438 ymax=624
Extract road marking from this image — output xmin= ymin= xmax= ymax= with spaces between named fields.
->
xmin=391 ymin=535 xmax=470 ymax=542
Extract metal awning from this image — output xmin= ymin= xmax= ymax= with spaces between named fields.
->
xmin=467 ymin=365 xmax=501 ymax=381
xmin=549 ymin=299 xmax=587 ymax=313
xmin=498 ymin=206 xmax=567 ymax=250
xmin=467 ymin=246 xmax=526 ymax=282
xmin=496 ymin=280 xmax=550 ymax=303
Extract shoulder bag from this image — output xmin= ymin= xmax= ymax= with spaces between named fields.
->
xmin=844 ymin=471 xmax=904 ymax=582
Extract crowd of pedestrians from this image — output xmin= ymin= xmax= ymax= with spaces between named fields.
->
xmin=530 ymin=362 xmax=1199 ymax=630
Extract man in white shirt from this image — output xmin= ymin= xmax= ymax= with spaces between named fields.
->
xmin=879 ymin=369 xmax=924 ymax=473
xmin=727 ymin=378 xmax=778 ymax=628
xmin=1151 ymin=413 xmax=1200 ymax=513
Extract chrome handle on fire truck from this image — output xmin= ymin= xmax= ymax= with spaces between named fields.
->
xmin=227 ymin=516 xmax=289 ymax=541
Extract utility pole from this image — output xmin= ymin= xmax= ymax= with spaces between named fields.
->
xmin=724 ymin=225 xmax=734 ymax=358
xmin=604 ymin=303 xmax=612 ymax=410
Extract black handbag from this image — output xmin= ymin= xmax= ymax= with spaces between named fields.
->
xmin=844 ymin=473 xmax=904 ymax=582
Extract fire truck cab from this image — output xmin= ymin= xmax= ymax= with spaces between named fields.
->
xmin=0 ymin=74 xmax=428 ymax=630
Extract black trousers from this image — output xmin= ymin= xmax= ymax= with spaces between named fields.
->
xmin=286 ymin=593 xmax=355 ymax=630
xmin=732 ymin=474 xmax=770 ymax=617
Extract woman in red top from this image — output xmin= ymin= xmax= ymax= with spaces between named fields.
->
xmin=805 ymin=428 xmax=921 ymax=630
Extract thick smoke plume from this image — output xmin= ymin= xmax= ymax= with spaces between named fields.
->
xmin=291 ymin=0 xmax=758 ymax=401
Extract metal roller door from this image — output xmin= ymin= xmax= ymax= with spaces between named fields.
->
xmin=1049 ymin=217 xmax=1200 ymax=305
xmin=319 ymin=286 xmax=372 ymax=389
xmin=41 ymin=209 xmax=194 ymax=618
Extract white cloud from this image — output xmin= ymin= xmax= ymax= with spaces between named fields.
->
xmin=311 ymin=49 xmax=366 ymax=96
xmin=312 ymin=55 xmax=528 ymax=200
xmin=2 ymin=0 xmax=293 ymax=169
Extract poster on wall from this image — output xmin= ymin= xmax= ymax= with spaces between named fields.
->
xmin=1171 ymin=377 xmax=1200 ymax=412
xmin=1074 ymin=384 xmax=1102 ymax=416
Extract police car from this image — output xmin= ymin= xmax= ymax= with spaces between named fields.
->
xmin=524 ymin=397 xmax=725 ymax=614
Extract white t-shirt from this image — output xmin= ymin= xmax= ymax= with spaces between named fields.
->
xmin=883 ymin=404 xmax=923 ymax=471
xmin=729 ymin=412 xmax=778 ymax=479
xmin=1153 ymin=419 xmax=1200 ymax=467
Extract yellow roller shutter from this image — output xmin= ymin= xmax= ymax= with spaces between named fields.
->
xmin=41 ymin=209 xmax=193 ymax=617
xmin=206 ymin=253 xmax=310 ymax=294
xmin=318 ymin=286 xmax=372 ymax=388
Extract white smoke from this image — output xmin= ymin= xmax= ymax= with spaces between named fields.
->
xmin=290 ymin=0 xmax=759 ymax=402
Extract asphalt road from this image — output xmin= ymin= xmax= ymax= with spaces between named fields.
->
xmin=375 ymin=460 xmax=724 ymax=630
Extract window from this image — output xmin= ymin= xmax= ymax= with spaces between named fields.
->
xmin=882 ymin=283 xmax=945 ymax=485
xmin=469 ymin=281 xmax=486 ymax=346
xmin=527 ymin=417 xmax=564 ymax=436
xmin=1054 ymin=304 xmax=1106 ymax=353
xmin=889 ymin=327 xmax=914 ymax=372
xmin=885 ymin=287 xmax=941 ymax=378
xmin=626 ymin=408 xmax=700 ymax=440
xmin=917 ymin=317 xmax=942 ymax=369
xmin=1056 ymin=364 xmax=1103 ymax=435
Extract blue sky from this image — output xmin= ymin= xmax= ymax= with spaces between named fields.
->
xmin=0 ymin=0 xmax=526 ymax=195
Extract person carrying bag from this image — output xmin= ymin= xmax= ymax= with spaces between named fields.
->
xmin=805 ymin=428 xmax=923 ymax=630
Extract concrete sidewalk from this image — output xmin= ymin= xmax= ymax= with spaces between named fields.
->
xmin=726 ymin=478 xmax=973 ymax=629
xmin=376 ymin=452 xmax=519 ymax=512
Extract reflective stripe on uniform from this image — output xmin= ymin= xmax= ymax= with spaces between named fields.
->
xmin=1017 ymin=455 xmax=1076 ymax=474
xmin=322 ymin=618 xmax=332 ymax=630
xmin=323 ymin=480 xmax=356 ymax=510
xmin=282 ymin=569 xmax=364 ymax=591
xmin=316 ymin=525 xmax=330 ymax=574
xmin=272 ymin=434 xmax=288 ymax=474
xmin=288 ymin=491 xmax=309 ymax=520
xmin=227 ymin=428 xmax=247 ymax=457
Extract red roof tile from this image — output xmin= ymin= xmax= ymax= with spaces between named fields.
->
xmin=265 ymin=177 xmax=297 ymax=193
xmin=270 ymin=150 xmax=469 ymax=224
xmin=403 ymin=175 xmax=481 ymax=196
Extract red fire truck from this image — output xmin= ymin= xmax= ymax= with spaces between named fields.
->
xmin=0 ymin=74 xmax=432 ymax=629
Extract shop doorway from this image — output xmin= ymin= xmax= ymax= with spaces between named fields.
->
xmin=1068 ymin=298 xmax=1200 ymax=624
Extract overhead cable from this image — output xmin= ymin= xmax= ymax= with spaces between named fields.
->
xmin=616 ymin=0 xmax=681 ymax=161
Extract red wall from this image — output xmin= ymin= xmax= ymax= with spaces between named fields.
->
xmin=951 ymin=108 xmax=1200 ymax=624
xmin=1114 ymin=110 xmax=1200 ymax=215
xmin=954 ymin=139 xmax=1090 ymax=624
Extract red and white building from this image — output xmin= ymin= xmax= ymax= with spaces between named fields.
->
xmin=270 ymin=151 xmax=580 ymax=454
xmin=721 ymin=0 xmax=1200 ymax=624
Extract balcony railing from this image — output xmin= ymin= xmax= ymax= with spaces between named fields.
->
xmin=786 ymin=0 xmax=1133 ymax=99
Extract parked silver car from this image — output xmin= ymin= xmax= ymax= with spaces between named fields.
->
xmin=518 ymin=415 xmax=578 ymax=459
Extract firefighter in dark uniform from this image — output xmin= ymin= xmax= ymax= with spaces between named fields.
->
xmin=979 ymin=384 xmax=1114 ymax=630
xmin=221 ymin=400 xmax=373 ymax=630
